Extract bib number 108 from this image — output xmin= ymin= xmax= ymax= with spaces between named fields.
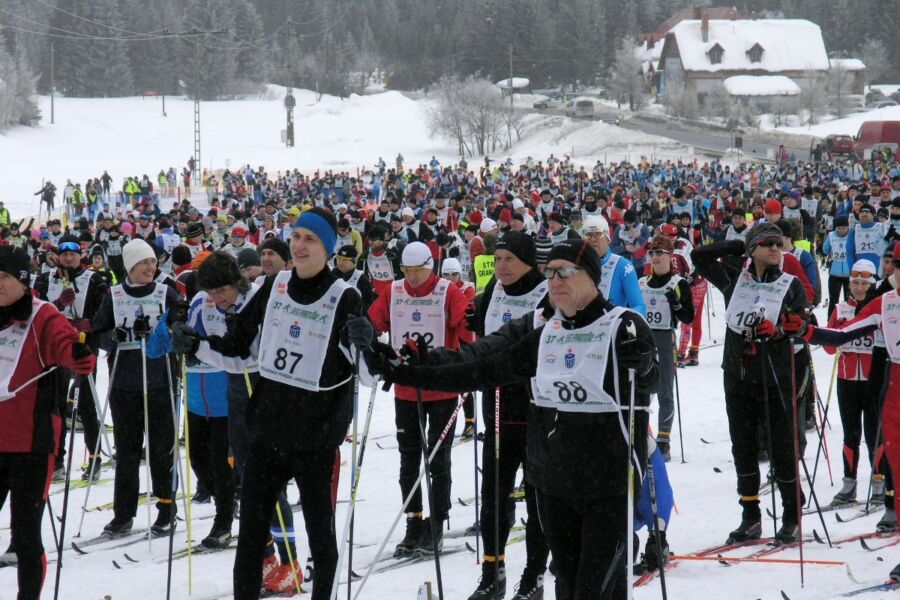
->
xmin=553 ymin=381 xmax=587 ymax=403
xmin=274 ymin=348 xmax=303 ymax=373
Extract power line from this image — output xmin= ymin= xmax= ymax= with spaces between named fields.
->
xmin=0 ymin=9 xmax=170 ymax=42
xmin=32 ymin=0 xmax=159 ymax=39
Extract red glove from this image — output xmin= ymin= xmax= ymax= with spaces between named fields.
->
xmin=780 ymin=313 xmax=807 ymax=336
xmin=751 ymin=319 xmax=776 ymax=340
xmin=73 ymin=318 xmax=92 ymax=333
xmin=70 ymin=351 xmax=96 ymax=375
xmin=54 ymin=288 xmax=76 ymax=309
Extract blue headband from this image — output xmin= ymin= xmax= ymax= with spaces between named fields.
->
xmin=295 ymin=212 xmax=337 ymax=257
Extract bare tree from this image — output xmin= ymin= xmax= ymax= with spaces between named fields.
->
xmin=427 ymin=76 xmax=509 ymax=157
xmin=797 ymin=71 xmax=827 ymax=126
xmin=859 ymin=39 xmax=888 ymax=84
xmin=769 ymin=97 xmax=794 ymax=128
xmin=665 ymin=87 xmax=699 ymax=120
xmin=827 ymin=61 xmax=854 ymax=118
xmin=702 ymin=84 xmax=736 ymax=123
xmin=609 ymin=37 xmax=647 ymax=111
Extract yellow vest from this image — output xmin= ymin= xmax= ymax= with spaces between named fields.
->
xmin=474 ymin=254 xmax=495 ymax=294
xmin=795 ymin=240 xmax=811 ymax=253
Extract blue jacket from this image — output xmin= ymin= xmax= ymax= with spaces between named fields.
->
xmin=635 ymin=447 xmax=674 ymax=531
xmin=601 ymin=248 xmax=647 ymax=316
xmin=822 ymin=231 xmax=851 ymax=277
xmin=846 ymin=222 xmax=888 ymax=276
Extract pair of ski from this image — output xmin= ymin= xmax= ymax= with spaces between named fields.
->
xmin=359 ymin=543 xmax=474 ymax=578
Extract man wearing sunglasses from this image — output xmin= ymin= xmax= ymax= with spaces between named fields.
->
xmin=691 ymin=224 xmax=811 ymax=545
xmin=367 ymin=241 xmax=472 ymax=558
xmin=34 ymin=234 xmax=109 ymax=482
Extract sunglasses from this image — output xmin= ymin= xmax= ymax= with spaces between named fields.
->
xmin=647 ymin=250 xmax=671 ymax=257
xmin=544 ymin=266 xmax=583 ymax=280
xmin=58 ymin=241 xmax=81 ymax=253
xmin=850 ymin=270 xmax=876 ymax=279
xmin=401 ymin=265 xmax=431 ymax=275
xmin=894 ymin=259 xmax=900 ymax=268
xmin=756 ymin=240 xmax=783 ymax=249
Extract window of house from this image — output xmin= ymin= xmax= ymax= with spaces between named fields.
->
xmin=707 ymin=43 xmax=724 ymax=65
xmin=747 ymin=43 xmax=764 ymax=64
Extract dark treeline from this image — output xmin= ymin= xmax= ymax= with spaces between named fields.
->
xmin=1 ymin=0 xmax=897 ymax=99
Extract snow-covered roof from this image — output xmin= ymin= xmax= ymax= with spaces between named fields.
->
xmin=723 ymin=75 xmax=800 ymax=96
xmin=636 ymin=41 xmax=663 ymax=74
xmin=496 ymin=77 xmax=530 ymax=90
xmin=667 ymin=19 xmax=829 ymax=73
xmin=830 ymin=58 xmax=866 ymax=71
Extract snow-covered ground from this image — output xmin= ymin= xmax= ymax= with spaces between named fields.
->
xmin=0 ymin=269 xmax=891 ymax=599
xmin=0 ymin=87 xmax=686 ymax=222
xmin=761 ymin=105 xmax=900 ymax=138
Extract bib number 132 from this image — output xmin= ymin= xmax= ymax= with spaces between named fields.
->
xmin=274 ymin=348 xmax=303 ymax=373
xmin=553 ymin=381 xmax=587 ymax=403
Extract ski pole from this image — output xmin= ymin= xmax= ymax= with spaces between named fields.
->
xmin=332 ymin=369 xmax=378 ymax=600
xmin=164 ymin=356 xmax=182 ymax=600
xmin=493 ymin=387 xmax=500 ymax=598
xmin=352 ymin=395 xmax=463 ymax=600
xmin=76 ymin=356 xmax=117 ymax=538
xmin=348 ymin=355 xmax=360 ymax=600
xmin=672 ymin=333 xmax=685 ymax=463
xmin=414 ymin=385 xmax=445 ymax=600
xmin=788 ymin=343 xmax=805 ymax=586
xmin=243 ymin=368 xmax=303 ymax=598
xmin=181 ymin=358 xmax=193 ymax=594
xmin=473 ymin=393 xmax=480 ymax=563
xmin=53 ymin=335 xmax=88 ymax=600
xmin=46 ymin=498 xmax=59 ymax=554
xmin=647 ymin=460 xmax=668 ymax=600
xmin=140 ymin=337 xmax=153 ymax=553
xmin=705 ymin=286 xmax=716 ymax=344
xmin=626 ymin=366 xmax=637 ymax=600
xmin=757 ymin=338 xmax=779 ymax=541
xmin=808 ymin=350 xmax=839 ymax=494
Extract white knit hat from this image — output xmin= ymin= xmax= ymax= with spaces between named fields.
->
xmin=479 ymin=218 xmax=498 ymax=233
xmin=441 ymin=257 xmax=462 ymax=274
xmin=401 ymin=207 xmax=415 ymax=219
xmin=401 ymin=241 xmax=434 ymax=268
xmin=123 ymin=238 xmax=157 ymax=274
xmin=850 ymin=259 xmax=877 ymax=283
xmin=582 ymin=215 xmax=610 ymax=238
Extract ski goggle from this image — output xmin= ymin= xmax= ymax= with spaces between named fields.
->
xmin=400 ymin=265 xmax=430 ymax=275
xmin=544 ymin=266 xmax=583 ymax=280
xmin=647 ymin=249 xmax=671 ymax=257
xmin=850 ymin=270 xmax=876 ymax=280
xmin=58 ymin=241 xmax=81 ymax=254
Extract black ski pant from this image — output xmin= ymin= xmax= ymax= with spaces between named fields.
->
xmin=395 ymin=397 xmax=456 ymax=519
xmin=54 ymin=368 xmax=101 ymax=470
xmin=837 ymin=379 xmax=881 ymax=480
xmin=537 ymin=489 xmax=627 ymax=600
xmin=0 ymin=452 xmax=54 ymax=600
xmin=226 ymin=372 xmax=294 ymax=557
xmin=234 ymin=444 xmax=337 ymax=600
xmin=826 ymin=275 xmax=850 ymax=319
xmin=652 ymin=329 xmax=677 ymax=438
xmin=108 ymin=387 xmax=176 ymax=521
xmin=188 ymin=412 xmax=233 ymax=526
xmin=725 ymin=376 xmax=803 ymax=522
xmin=481 ymin=422 xmax=549 ymax=573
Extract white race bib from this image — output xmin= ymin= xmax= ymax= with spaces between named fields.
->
xmin=829 ymin=235 xmax=848 ymax=263
xmin=532 ymin=306 xmax=626 ymax=413
xmin=0 ymin=300 xmax=44 ymax=401
xmin=640 ymin=276 xmax=680 ymax=330
xmin=882 ymin=291 xmax=900 ymax=363
xmin=724 ymin=271 xmax=793 ymax=335
xmin=47 ymin=269 xmax=94 ymax=319
xmin=484 ymin=280 xmax=548 ymax=336
xmin=835 ymin=302 xmax=874 ymax=354
xmin=390 ymin=279 xmax=448 ymax=351
xmin=366 ymin=252 xmax=394 ymax=283
xmin=110 ymin=283 xmax=167 ymax=350
xmin=258 ymin=271 xmax=352 ymax=391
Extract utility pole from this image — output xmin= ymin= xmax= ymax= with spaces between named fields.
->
xmin=507 ymin=45 xmax=513 ymax=147
xmin=50 ymin=42 xmax=55 ymax=124
xmin=283 ymin=23 xmax=295 ymax=148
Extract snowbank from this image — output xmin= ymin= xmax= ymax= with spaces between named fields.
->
xmin=778 ymin=105 xmax=900 ymax=137
xmin=723 ymin=75 xmax=800 ymax=97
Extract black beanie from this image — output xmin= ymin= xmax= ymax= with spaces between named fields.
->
xmin=172 ymin=245 xmax=192 ymax=267
xmin=496 ymin=231 xmax=537 ymax=267
xmin=547 ymin=240 xmax=602 ymax=285
xmin=0 ymin=246 xmax=32 ymax=287
xmin=259 ymin=238 xmax=290 ymax=263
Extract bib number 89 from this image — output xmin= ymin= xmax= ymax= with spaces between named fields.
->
xmin=553 ymin=381 xmax=587 ymax=403
xmin=646 ymin=311 xmax=664 ymax=325
xmin=274 ymin=348 xmax=303 ymax=373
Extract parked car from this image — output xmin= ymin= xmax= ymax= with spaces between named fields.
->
xmin=533 ymin=97 xmax=563 ymax=110
xmin=869 ymin=100 xmax=899 ymax=110
xmin=854 ymin=120 xmax=900 ymax=159
xmin=566 ymin=98 xmax=595 ymax=119
xmin=823 ymin=134 xmax=855 ymax=156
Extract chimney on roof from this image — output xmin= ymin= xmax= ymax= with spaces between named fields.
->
xmin=693 ymin=6 xmax=702 ymax=19
xmin=701 ymin=14 xmax=709 ymax=43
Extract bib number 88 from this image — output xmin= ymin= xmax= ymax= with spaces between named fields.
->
xmin=274 ymin=348 xmax=303 ymax=373
xmin=553 ymin=381 xmax=587 ymax=403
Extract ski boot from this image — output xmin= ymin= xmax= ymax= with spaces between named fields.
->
xmin=461 ymin=418 xmax=475 ymax=440
xmin=260 ymin=554 xmax=279 ymax=586
xmin=467 ymin=561 xmax=506 ymax=600
xmin=51 ymin=465 xmax=66 ymax=483
xmin=891 ymin=562 xmax=900 ymax=583
xmin=81 ymin=456 xmax=102 ymax=482
xmin=643 ymin=530 xmax=670 ymax=571
xmin=262 ymin=560 xmax=302 ymax=597
xmin=684 ymin=349 xmax=699 ymax=367
xmin=657 ymin=439 xmax=671 ymax=463
xmin=726 ymin=518 xmax=762 ymax=544
xmin=511 ymin=567 xmax=543 ymax=600
xmin=192 ymin=490 xmax=212 ymax=504
xmin=417 ymin=515 xmax=445 ymax=555
xmin=775 ymin=521 xmax=798 ymax=545
xmin=831 ymin=477 xmax=857 ymax=505
xmin=393 ymin=515 xmax=424 ymax=557
xmin=102 ymin=516 xmax=133 ymax=538
xmin=201 ymin=518 xmax=233 ymax=549
xmin=870 ymin=475 xmax=886 ymax=505
xmin=877 ymin=508 xmax=898 ymax=533
xmin=150 ymin=501 xmax=176 ymax=537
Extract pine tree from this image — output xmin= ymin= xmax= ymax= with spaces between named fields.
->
xmin=181 ymin=0 xmax=237 ymax=99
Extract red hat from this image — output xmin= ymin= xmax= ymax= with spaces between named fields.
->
xmin=660 ymin=223 xmax=678 ymax=237
xmin=498 ymin=208 xmax=513 ymax=223
xmin=764 ymin=199 xmax=783 ymax=215
xmin=893 ymin=242 xmax=900 ymax=260
xmin=467 ymin=210 xmax=484 ymax=226
xmin=231 ymin=226 xmax=247 ymax=237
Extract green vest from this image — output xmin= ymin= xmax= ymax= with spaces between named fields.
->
xmin=795 ymin=240 xmax=811 ymax=253
xmin=474 ymin=254 xmax=495 ymax=294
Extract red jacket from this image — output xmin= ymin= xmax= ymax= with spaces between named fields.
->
xmin=0 ymin=299 xmax=85 ymax=454
xmin=824 ymin=298 xmax=873 ymax=381
xmin=368 ymin=273 xmax=471 ymax=401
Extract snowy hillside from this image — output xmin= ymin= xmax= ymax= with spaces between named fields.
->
xmin=1 ymin=279 xmax=892 ymax=600
xmin=773 ymin=106 xmax=900 ymax=138
xmin=0 ymin=87 xmax=684 ymax=220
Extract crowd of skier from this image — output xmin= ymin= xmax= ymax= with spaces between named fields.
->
xmin=0 ymin=151 xmax=899 ymax=599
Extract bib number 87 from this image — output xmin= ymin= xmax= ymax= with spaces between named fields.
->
xmin=274 ymin=348 xmax=303 ymax=374
xmin=553 ymin=381 xmax=587 ymax=403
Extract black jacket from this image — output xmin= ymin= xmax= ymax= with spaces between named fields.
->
xmin=692 ymin=240 xmax=809 ymax=385
xmin=207 ymin=267 xmax=361 ymax=453
xmin=390 ymin=294 xmax=659 ymax=500
xmin=642 ymin=271 xmax=695 ymax=329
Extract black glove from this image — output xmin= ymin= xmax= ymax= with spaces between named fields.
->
xmin=111 ymin=318 xmax=129 ymax=344
xmin=363 ymin=341 xmax=401 ymax=381
xmin=465 ymin=308 xmax=479 ymax=332
xmin=345 ymin=315 xmax=374 ymax=349
xmin=171 ymin=322 xmax=201 ymax=355
xmin=224 ymin=307 xmax=238 ymax=334
xmin=132 ymin=315 xmax=152 ymax=340
xmin=399 ymin=335 xmax=429 ymax=365
xmin=617 ymin=330 xmax=655 ymax=376
xmin=887 ymin=224 xmax=898 ymax=242
xmin=664 ymin=288 xmax=681 ymax=310
xmin=166 ymin=301 xmax=190 ymax=326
